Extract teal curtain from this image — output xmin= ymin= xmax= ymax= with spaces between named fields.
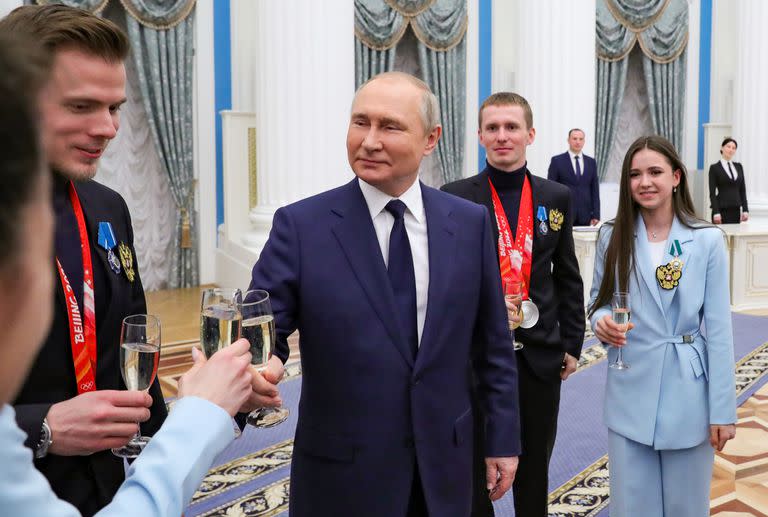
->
xmin=355 ymin=0 xmax=467 ymax=184
xmin=33 ymin=0 xmax=108 ymax=11
xmin=126 ymin=4 xmax=198 ymax=288
xmin=596 ymin=0 xmax=688 ymax=179
xmin=595 ymin=58 xmax=628 ymax=180
xmin=639 ymin=1 xmax=688 ymax=151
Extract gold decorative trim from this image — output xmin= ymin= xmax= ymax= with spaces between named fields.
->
xmin=356 ymin=0 xmax=467 ymax=52
xmin=118 ymin=0 xmax=196 ymax=30
xmin=410 ymin=14 xmax=467 ymax=52
xmin=636 ymin=30 xmax=689 ymax=64
xmin=604 ymin=0 xmax=671 ymax=33
xmin=384 ymin=0 xmax=434 ymax=17
xmin=248 ymin=127 xmax=258 ymax=210
xmin=199 ymin=477 xmax=290 ymax=517
xmin=35 ymin=0 xmax=109 ymax=13
xmin=354 ymin=18 xmax=409 ymax=51
xmin=191 ymin=439 xmax=293 ymax=504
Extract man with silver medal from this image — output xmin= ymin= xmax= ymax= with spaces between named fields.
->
xmin=442 ymin=92 xmax=584 ymax=517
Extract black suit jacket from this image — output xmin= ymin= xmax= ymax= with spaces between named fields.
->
xmin=709 ymin=161 xmax=748 ymax=215
xmin=547 ymin=152 xmax=600 ymax=225
xmin=12 ymin=179 xmax=167 ymax=515
xmin=442 ymin=169 xmax=585 ymax=380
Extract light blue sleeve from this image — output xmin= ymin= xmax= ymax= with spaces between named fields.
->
xmin=588 ymin=226 xmax=613 ymax=336
xmin=701 ymin=230 xmax=737 ymax=424
xmin=95 ymin=396 xmax=233 ymax=516
xmin=0 ymin=397 xmax=232 ymax=517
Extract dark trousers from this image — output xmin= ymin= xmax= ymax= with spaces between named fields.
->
xmin=713 ymin=206 xmax=741 ymax=224
xmin=472 ymin=357 xmax=562 ymax=517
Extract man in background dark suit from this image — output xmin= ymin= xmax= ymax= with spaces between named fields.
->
xmin=442 ymin=93 xmax=585 ymax=517
xmin=0 ymin=6 xmax=167 ymax=515
xmin=249 ymin=72 xmax=521 ymax=516
xmin=547 ymin=128 xmax=600 ymax=226
xmin=709 ymin=137 xmax=749 ymax=224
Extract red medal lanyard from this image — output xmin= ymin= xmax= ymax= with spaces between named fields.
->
xmin=488 ymin=176 xmax=534 ymax=299
xmin=56 ymin=183 xmax=98 ymax=394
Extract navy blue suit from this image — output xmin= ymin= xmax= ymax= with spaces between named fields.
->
xmin=248 ymin=179 xmax=521 ymax=516
xmin=547 ymin=152 xmax=600 ymax=226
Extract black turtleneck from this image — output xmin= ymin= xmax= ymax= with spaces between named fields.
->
xmin=487 ymin=162 xmax=527 ymax=238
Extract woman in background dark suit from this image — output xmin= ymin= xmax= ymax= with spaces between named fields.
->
xmin=709 ymin=137 xmax=748 ymax=224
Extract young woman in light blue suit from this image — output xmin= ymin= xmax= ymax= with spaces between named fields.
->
xmin=588 ymin=136 xmax=737 ymax=517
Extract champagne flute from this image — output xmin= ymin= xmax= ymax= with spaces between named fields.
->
xmin=241 ymin=290 xmax=290 ymax=428
xmin=112 ymin=314 xmax=161 ymax=458
xmin=610 ymin=292 xmax=630 ymax=370
xmin=504 ymin=279 xmax=524 ymax=351
xmin=200 ymin=287 xmax=243 ymax=436
xmin=200 ymin=288 xmax=243 ymax=359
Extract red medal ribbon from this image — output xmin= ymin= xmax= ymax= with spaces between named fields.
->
xmin=488 ymin=176 xmax=534 ymax=299
xmin=56 ymin=183 xmax=97 ymax=394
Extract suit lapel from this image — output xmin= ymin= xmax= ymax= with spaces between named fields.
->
xmin=634 ymin=217 xmax=665 ymax=316
xmin=76 ymin=184 xmax=124 ymax=335
xmin=331 ymin=180 xmax=414 ymax=368
xmin=415 ymin=186 xmax=456 ymax=370
xmin=659 ymin=218 xmax=693 ymax=316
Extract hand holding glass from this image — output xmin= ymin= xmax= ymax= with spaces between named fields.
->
xmin=241 ymin=290 xmax=289 ymax=428
xmin=200 ymin=287 xmax=243 ymax=436
xmin=503 ymin=279 xmax=524 ymax=351
xmin=610 ymin=292 xmax=630 ymax=370
xmin=112 ymin=314 xmax=161 ymax=458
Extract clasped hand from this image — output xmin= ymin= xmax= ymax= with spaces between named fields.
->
xmin=485 ymin=456 xmax=518 ymax=501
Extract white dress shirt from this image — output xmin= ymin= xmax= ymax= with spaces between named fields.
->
xmin=358 ymin=178 xmax=429 ymax=345
xmin=648 ymin=240 xmax=666 ymax=267
xmin=569 ymin=151 xmax=583 ymax=176
xmin=720 ymin=159 xmax=737 ymax=180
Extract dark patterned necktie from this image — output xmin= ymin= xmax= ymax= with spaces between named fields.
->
xmin=385 ymin=200 xmax=418 ymax=359
xmin=575 ymin=155 xmax=582 ymax=177
xmin=727 ymin=162 xmax=735 ymax=181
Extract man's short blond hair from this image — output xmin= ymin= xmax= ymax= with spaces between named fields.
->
xmin=353 ymin=72 xmax=441 ymax=134
xmin=478 ymin=92 xmax=533 ymax=129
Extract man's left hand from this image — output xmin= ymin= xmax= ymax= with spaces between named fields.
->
xmin=590 ymin=218 xmax=600 ymax=226
xmin=561 ymin=353 xmax=578 ymax=380
xmin=239 ymin=355 xmax=285 ymax=413
xmin=485 ymin=456 xmax=519 ymax=501
xmin=741 ymin=212 xmax=749 ymax=222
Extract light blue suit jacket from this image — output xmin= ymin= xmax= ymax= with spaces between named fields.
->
xmin=589 ymin=216 xmax=736 ymax=450
xmin=0 ymin=397 xmax=232 ymax=516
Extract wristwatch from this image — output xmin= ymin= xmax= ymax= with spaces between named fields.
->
xmin=34 ymin=418 xmax=53 ymax=459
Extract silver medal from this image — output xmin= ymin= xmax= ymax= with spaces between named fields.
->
xmin=520 ymin=299 xmax=540 ymax=329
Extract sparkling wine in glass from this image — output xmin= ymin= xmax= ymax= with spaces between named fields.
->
xmin=200 ymin=288 xmax=243 ymax=436
xmin=241 ymin=289 xmax=289 ymax=428
xmin=112 ymin=314 xmax=161 ymax=458
xmin=610 ymin=292 xmax=630 ymax=370
xmin=504 ymin=279 xmax=524 ymax=351
xmin=200 ymin=288 xmax=243 ymax=359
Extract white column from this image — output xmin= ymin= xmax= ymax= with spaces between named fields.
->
xmin=504 ymin=0 xmax=597 ymax=177
xmin=245 ymin=0 xmax=354 ymax=247
xmin=216 ymin=1 xmax=354 ymax=288
xmin=732 ymin=0 xmax=768 ymax=218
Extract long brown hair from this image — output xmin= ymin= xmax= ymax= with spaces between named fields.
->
xmin=588 ymin=135 xmax=706 ymax=317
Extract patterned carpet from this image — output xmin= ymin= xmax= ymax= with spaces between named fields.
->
xmin=183 ymin=314 xmax=768 ymax=517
